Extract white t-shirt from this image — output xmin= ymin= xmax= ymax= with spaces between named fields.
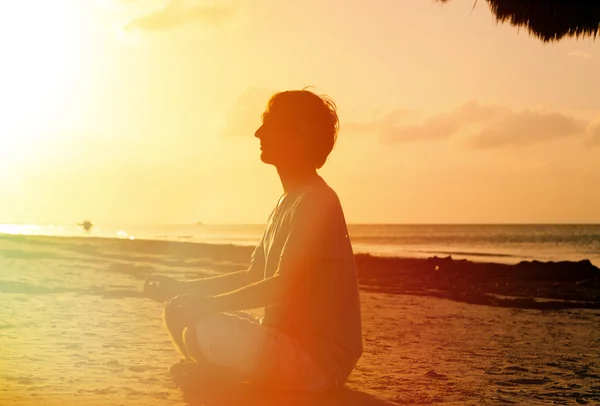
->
xmin=250 ymin=175 xmax=363 ymax=385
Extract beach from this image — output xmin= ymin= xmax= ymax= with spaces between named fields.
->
xmin=2 ymin=0 xmax=598 ymax=404
xmin=1 ymin=234 xmax=599 ymax=405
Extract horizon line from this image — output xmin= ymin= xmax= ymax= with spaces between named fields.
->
xmin=1 ymin=221 xmax=599 ymax=227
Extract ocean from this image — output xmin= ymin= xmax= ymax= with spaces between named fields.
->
xmin=1 ymin=223 xmax=599 ymax=266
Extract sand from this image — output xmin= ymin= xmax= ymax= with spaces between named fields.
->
xmin=1 ymin=234 xmax=599 ymax=405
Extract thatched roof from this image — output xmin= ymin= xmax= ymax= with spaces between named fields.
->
xmin=436 ymin=0 xmax=600 ymax=42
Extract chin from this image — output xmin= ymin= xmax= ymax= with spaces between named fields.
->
xmin=260 ymin=152 xmax=273 ymax=164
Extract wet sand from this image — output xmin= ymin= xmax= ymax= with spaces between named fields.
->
xmin=1 ymin=234 xmax=599 ymax=405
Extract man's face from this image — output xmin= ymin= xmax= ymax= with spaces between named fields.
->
xmin=254 ymin=108 xmax=310 ymax=168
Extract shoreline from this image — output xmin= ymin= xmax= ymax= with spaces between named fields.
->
xmin=3 ymin=231 xmax=599 ymax=265
xmin=2 ymin=233 xmax=599 ymax=310
xmin=3 ymin=223 xmax=600 ymax=267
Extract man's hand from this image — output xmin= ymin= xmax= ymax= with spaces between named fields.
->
xmin=143 ymin=275 xmax=185 ymax=303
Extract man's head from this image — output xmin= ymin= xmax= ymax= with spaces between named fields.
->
xmin=254 ymin=89 xmax=339 ymax=170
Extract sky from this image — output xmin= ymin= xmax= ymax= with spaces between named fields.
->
xmin=0 ymin=0 xmax=599 ymax=225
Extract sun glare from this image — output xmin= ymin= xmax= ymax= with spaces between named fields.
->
xmin=0 ymin=0 xmax=85 ymax=166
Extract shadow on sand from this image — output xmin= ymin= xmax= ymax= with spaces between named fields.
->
xmin=181 ymin=384 xmax=394 ymax=406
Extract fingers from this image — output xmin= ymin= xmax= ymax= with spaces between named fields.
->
xmin=143 ymin=279 xmax=158 ymax=295
xmin=143 ymin=276 xmax=167 ymax=303
xmin=145 ymin=275 xmax=162 ymax=285
xmin=144 ymin=275 xmax=165 ymax=293
xmin=144 ymin=275 xmax=183 ymax=303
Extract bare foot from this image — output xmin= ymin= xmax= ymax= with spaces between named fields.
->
xmin=169 ymin=359 xmax=202 ymax=377
xmin=170 ymin=360 xmax=238 ymax=390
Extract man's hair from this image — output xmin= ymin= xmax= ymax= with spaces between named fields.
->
xmin=264 ymin=88 xmax=339 ymax=169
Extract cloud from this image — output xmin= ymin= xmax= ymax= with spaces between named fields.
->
xmin=342 ymin=109 xmax=411 ymax=135
xmin=343 ymin=102 xmax=510 ymax=144
xmin=219 ymin=87 xmax=276 ymax=137
xmin=124 ymin=0 xmax=236 ymax=32
xmin=345 ymin=102 xmax=589 ymax=148
xmin=379 ymin=113 xmax=462 ymax=143
xmin=468 ymin=111 xmax=585 ymax=148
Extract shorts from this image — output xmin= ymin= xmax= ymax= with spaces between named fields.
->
xmin=194 ymin=311 xmax=330 ymax=393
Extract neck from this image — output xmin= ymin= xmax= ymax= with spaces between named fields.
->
xmin=276 ymin=165 xmax=319 ymax=194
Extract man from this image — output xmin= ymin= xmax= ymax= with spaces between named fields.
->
xmin=143 ymin=89 xmax=362 ymax=393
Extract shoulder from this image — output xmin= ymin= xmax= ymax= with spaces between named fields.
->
xmin=293 ymin=179 xmax=342 ymax=219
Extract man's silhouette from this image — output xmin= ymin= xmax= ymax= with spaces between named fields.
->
xmin=144 ymin=89 xmax=362 ymax=393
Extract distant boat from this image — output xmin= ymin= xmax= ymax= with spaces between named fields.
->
xmin=78 ymin=220 xmax=93 ymax=233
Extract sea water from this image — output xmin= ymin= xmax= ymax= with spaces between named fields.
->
xmin=1 ymin=223 xmax=599 ymax=266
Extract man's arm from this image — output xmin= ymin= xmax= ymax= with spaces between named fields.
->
xmin=182 ymin=239 xmax=265 ymax=297
xmin=182 ymin=267 xmax=261 ymax=297
xmin=203 ymin=275 xmax=285 ymax=313
xmin=167 ymin=274 xmax=285 ymax=324
xmin=207 ymin=256 xmax=318 ymax=312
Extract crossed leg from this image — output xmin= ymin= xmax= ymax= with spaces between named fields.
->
xmin=162 ymin=303 xmax=331 ymax=392
xmin=162 ymin=300 xmax=221 ymax=382
xmin=162 ymin=301 xmax=252 ymax=385
xmin=163 ymin=301 xmax=199 ymax=361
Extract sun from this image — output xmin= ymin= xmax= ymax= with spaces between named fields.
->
xmin=0 ymin=0 xmax=85 ymax=166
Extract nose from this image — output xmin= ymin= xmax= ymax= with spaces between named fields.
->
xmin=254 ymin=125 xmax=263 ymax=139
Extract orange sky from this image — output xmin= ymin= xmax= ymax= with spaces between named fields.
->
xmin=1 ymin=0 xmax=599 ymax=225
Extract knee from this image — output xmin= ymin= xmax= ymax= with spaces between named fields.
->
xmin=184 ymin=314 xmax=228 ymax=364
xmin=163 ymin=300 xmax=183 ymax=328
xmin=182 ymin=325 xmax=196 ymax=350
